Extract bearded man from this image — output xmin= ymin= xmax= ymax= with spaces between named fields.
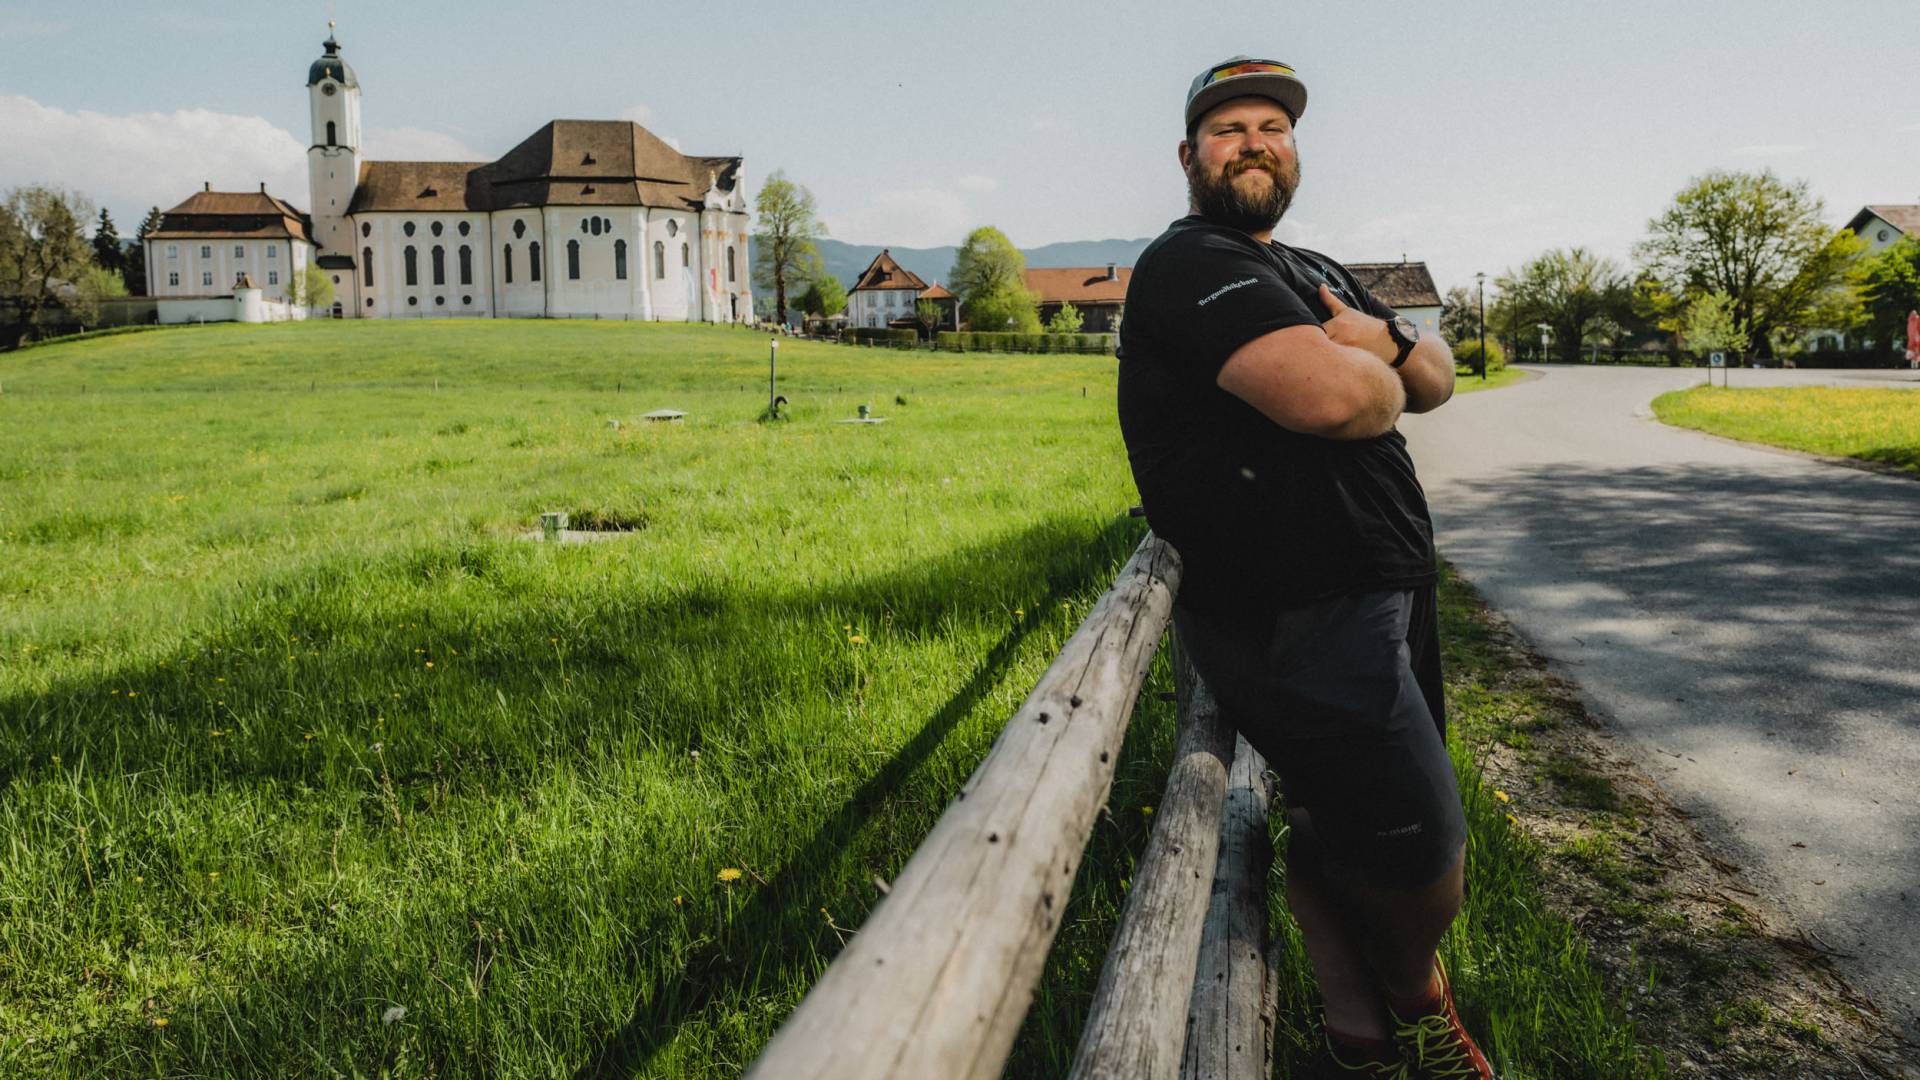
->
xmin=1116 ymin=58 xmax=1492 ymax=1079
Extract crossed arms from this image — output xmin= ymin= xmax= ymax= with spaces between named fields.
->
xmin=1216 ymin=283 xmax=1454 ymax=440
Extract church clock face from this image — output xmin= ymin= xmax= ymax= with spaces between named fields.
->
xmin=322 ymin=82 xmax=337 ymax=97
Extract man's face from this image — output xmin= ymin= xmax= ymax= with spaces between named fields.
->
xmin=1180 ymin=96 xmax=1301 ymax=234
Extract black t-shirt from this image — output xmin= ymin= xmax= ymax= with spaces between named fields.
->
xmin=1116 ymin=215 xmax=1436 ymax=613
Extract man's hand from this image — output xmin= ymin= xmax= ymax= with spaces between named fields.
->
xmin=1318 ymin=285 xmax=1396 ymax=365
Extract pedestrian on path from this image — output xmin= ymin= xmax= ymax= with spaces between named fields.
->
xmin=1115 ymin=56 xmax=1490 ymax=1079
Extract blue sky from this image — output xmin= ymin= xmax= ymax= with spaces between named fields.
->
xmin=3 ymin=0 xmax=1916 ymax=296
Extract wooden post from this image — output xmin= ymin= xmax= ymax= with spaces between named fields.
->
xmin=1181 ymin=731 xmax=1276 ymax=1080
xmin=1068 ymin=654 xmax=1234 ymax=1078
xmin=745 ymin=534 xmax=1182 ymax=1080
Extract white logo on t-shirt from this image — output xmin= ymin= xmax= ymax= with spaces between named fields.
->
xmin=1197 ymin=278 xmax=1258 ymax=307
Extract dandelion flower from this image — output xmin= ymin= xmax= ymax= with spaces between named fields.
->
xmin=1493 ymin=790 xmax=1511 ymax=804
xmin=134 ymin=875 xmax=144 ymax=883
xmin=208 ymin=871 xmax=219 ymax=879
xmin=848 ymin=635 xmax=865 ymax=645
xmin=152 ymin=1017 xmax=169 ymax=1028
xmin=1507 ymin=813 xmax=1521 ymax=827
xmin=424 ymin=661 xmax=434 ymax=668
xmin=1140 ymin=805 xmax=1154 ymax=816
xmin=672 ymin=895 xmax=684 ymax=906
xmin=1014 ymin=609 xmax=1024 ymax=617
xmin=716 ymin=867 xmax=743 ymax=883
xmin=128 ymin=691 xmax=138 ymax=698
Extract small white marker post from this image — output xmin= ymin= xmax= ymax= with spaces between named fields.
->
xmin=769 ymin=336 xmax=779 ymax=417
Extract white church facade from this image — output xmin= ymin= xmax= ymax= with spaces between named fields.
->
xmin=148 ymin=32 xmax=753 ymax=323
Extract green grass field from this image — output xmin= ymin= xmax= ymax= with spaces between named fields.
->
xmin=0 ymin=321 xmax=1649 ymax=1078
xmin=1652 ymin=385 xmax=1920 ymax=474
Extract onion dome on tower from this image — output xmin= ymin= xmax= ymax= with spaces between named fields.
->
xmin=307 ymin=33 xmax=358 ymax=89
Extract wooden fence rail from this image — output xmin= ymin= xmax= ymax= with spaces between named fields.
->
xmin=746 ymin=531 xmax=1280 ymax=1079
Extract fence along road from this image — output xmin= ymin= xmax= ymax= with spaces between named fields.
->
xmin=1400 ymin=364 xmax=1920 ymax=1043
xmin=746 ymin=533 xmax=1284 ymax=1079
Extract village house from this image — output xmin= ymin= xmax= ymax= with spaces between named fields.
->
xmin=1024 ymin=264 xmax=1129 ymax=333
xmin=1345 ymin=261 xmax=1443 ymax=339
xmin=846 ymin=250 xmax=930 ymax=329
xmin=143 ymin=185 xmax=313 ymax=303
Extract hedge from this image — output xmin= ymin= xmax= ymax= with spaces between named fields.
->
xmin=843 ymin=327 xmax=920 ymax=348
xmin=935 ymin=331 xmax=1116 ymax=354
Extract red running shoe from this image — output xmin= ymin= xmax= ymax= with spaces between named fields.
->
xmin=1387 ymin=958 xmax=1494 ymax=1079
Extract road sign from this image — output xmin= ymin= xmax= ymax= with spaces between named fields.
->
xmin=1709 ymin=351 xmax=1726 ymax=368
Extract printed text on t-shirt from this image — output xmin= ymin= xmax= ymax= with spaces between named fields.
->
xmin=1196 ymin=278 xmax=1258 ymax=307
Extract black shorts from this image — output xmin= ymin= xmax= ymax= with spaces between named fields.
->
xmin=1173 ymin=586 xmax=1466 ymax=890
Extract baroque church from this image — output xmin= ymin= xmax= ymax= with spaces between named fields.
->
xmin=146 ymin=31 xmax=753 ymax=322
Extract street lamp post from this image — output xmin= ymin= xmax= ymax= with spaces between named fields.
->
xmin=1475 ymin=271 xmax=1487 ymax=382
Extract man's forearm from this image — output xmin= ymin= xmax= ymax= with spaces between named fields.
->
xmin=1398 ymin=338 xmax=1454 ymax=413
xmin=1322 ymin=343 xmax=1407 ymax=438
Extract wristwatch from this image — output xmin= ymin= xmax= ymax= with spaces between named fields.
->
xmin=1386 ymin=316 xmax=1419 ymax=368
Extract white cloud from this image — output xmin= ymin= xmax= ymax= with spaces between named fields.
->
xmin=619 ymin=104 xmax=654 ymax=124
xmin=830 ymin=187 xmax=973 ymax=248
xmin=1730 ymin=143 xmax=1810 ymax=156
xmin=0 ymin=94 xmax=304 ymax=219
xmin=362 ymin=126 xmax=484 ymax=162
xmin=954 ymin=174 xmax=999 ymax=193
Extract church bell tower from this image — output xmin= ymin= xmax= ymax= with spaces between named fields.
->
xmin=306 ymin=25 xmax=361 ymax=262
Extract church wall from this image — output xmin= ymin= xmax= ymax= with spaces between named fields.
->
xmin=491 ymin=210 xmax=547 ymax=317
xmin=145 ymin=238 xmax=308 ymax=302
xmin=352 ymin=212 xmax=495 ymax=318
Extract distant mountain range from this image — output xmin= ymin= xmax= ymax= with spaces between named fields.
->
xmin=815 ymin=237 xmax=1153 ymax=289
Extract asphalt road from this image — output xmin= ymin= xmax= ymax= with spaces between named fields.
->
xmin=1400 ymin=365 xmax=1920 ymax=1042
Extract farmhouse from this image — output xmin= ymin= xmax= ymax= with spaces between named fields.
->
xmin=846 ymin=250 xmax=930 ymax=329
xmin=1345 ymin=261 xmax=1442 ymax=338
xmin=1023 ymin=264 xmax=1129 ymax=333
xmin=143 ymin=185 xmax=313 ymax=304
xmin=145 ymin=31 xmax=752 ymax=323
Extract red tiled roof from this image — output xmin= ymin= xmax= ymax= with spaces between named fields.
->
xmin=850 ymin=250 xmax=928 ymax=292
xmin=918 ymin=282 xmax=953 ymax=300
xmin=1848 ymin=205 xmax=1920 ymax=236
xmin=146 ymin=188 xmax=311 ymax=242
xmin=1023 ymin=266 xmax=1130 ymax=305
xmin=1346 ymin=262 xmax=1441 ymax=308
xmin=344 ymin=120 xmax=742 ymax=214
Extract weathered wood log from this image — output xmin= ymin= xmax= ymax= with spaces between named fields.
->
xmin=745 ymin=533 xmax=1182 ymax=1080
xmin=1181 ymin=731 xmax=1276 ymax=1080
xmin=1067 ymin=662 xmax=1235 ymax=1078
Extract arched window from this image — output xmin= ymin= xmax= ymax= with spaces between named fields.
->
xmin=614 ymin=239 xmax=627 ymax=280
xmin=431 ymin=245 xmax=446 ymax=286
xmin=529 ymin=241 xmax=541 ymax=282
xmin=653 ymin=241 xmax=665 ymax=279
xmin=403 ymin=222 xmax=416 ymax=237
xmin=362 ymin=247 xmax=374 ymax=287
xmin=512 ymin=219 xmax=526 ymax=240
xmin=403 ymin=245 xmax=418 ymax=286
xmin=361 ymin=222 xmax=370 ymax=238
xmin=681 ymin=242 xmax=689 ymax=267
xmin=567 ymin=239 xmax=581 ymax=280
xmin=726 ymin=246 xmax=736 ymax=282
xmin=503 ymin=243 xmax=513 ymax=284
xmin=326 ymin=120 xmax=336 ymax=146
xmin=458 ymin=245 xmax=472 ymax=286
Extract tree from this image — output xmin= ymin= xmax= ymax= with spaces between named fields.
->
xmin=1438 ymin=285 xmax=1480 ymax=345
xmin=1045 ymin=301 xmax=1084 ymax=334
xmin=1850 ymin=237 xmax=1920 ymax=354
xmin=1493 ymin=247 xmax=1630 ymax=362
xmin=286 ymin=264 xmax=335 ymax=312
xmin=0 ymin=185 xmax=97 ymax=342
xmin=91 ymin=207 xmax=123 ymax=276
xmin=125 ymin=206 xmax=161 ymax=296
xmin=751 ymin=171 xmax=826 ymax=326
xmin=914 ymin=297 xmax=943 ymax=337
xmin=951 ymin=226 xmax=1039 ymax=332
xmin=1634 ymin=170 xmax=1864 ymax=359
xmin=1679 ymin=290 xmax=1747 ymax=362
xmin=797 ymin=272 xmax=846 ymax=318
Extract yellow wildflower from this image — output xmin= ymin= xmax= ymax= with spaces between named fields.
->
xmin=848 ymin=635 xmax=865 ymax=645
xmin=424 ymin=661 xmax=434 ymax=668
xmin=1507 ymin=814 xmax=1521 ymax=827
xmin=1014 ymin=608 xmax=1024 ymax=617
xmin=716 ymin=867 xmax=743 ymax=883
xmin=1140 ymin=805 xmax=1154 ymax=816
xmin=152 ymin=1017 xmax=169 ymax=1028
xmin=1493 ymin=790 xmax=1511 ymax=804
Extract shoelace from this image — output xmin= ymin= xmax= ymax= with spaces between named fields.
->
xmin=1396 ymin=1012 xmax=1480 ymax=1078
xmin=1331 ymin=1054 xmax=1412 ymax=1080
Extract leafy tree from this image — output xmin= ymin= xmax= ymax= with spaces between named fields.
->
xmin=1494 ymin=247 xmax=1630 ymax=363
xmin=1045 ymin=301 xmax=1084 ymax=334
xmin=951 ymin=226 xmax=1039 ymax=332
xmin=0 ymin=185 xmax=97 ymax=341
xmin=797 ymin=272 xmax=846 ymax=318
xmin=91 ymin=207 xmax=123 ymax=275
xmin=1850 ymin=237 xmax=1920 ymax=354
xmin=914 ymin=297 xmax=943 ymax=337
xmin=1634 ymin=170 xmax=1863 ymax=358
xmin=125 ymin=206 xmax=161 ymax=295
xmin=1439 ymin=285 xmax=1481 ymax=345
xmin=1680 ymin=290 xmax=1747 ymax=362
xmin=751 ymin=170 xmax=826 ymax=326
xmin=286 ymin=264 xmax=334 ymax=312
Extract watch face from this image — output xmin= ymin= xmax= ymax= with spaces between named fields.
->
xmin=1393 ymin=316 xmax=1419 ymax=343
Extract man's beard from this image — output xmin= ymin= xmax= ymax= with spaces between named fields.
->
xmin=1188 ymin=153 xmax=1300 ymax=233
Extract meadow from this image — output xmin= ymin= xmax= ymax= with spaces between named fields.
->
xmin=0 ymin=320 xmax=1651 ymax=1077
xmin=1652 ymin=385 xmax=1920 ymax=474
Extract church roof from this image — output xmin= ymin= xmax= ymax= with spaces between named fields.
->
xmin=345 ymin=120 xmax=743 ymax=214
xmin=308 ymin=35 xmax=359 ymax=89
xmin=1847 ymin=205 xmax=1920 ymax=236
xmin=1346 ymin=262 xmax=1442 ymax=308
xmin=1023 ymin=266 xmax=1131 ymax=305
xmin=146 ymin=187 xmax=312 ymax=242
xmin=850 ymin=250 xmax=927 ymax=293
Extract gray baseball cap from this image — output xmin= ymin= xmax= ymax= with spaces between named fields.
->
xmin=1185 ymin=56 xmax=1308 ymax=130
